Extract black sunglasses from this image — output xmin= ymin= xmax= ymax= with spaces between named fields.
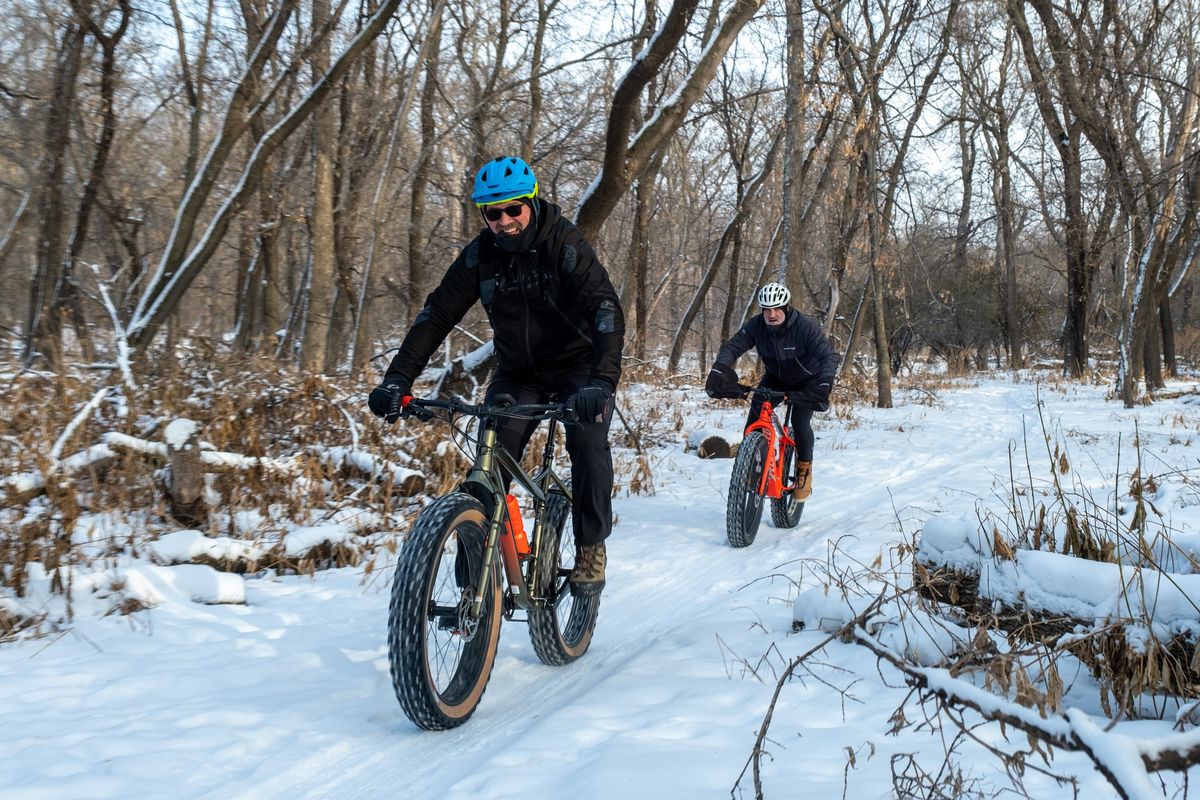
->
xmin=483 ymin=203 xmax=526 ymax=222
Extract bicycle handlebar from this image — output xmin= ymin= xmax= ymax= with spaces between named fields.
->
xmin=404 ymin=396 xmax=577 ymax=423
xmin=738 ymin=384 xmax=788 ymax=402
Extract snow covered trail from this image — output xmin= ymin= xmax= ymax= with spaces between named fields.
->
xmin=2 ymin=377 xmax=1194 ymax=799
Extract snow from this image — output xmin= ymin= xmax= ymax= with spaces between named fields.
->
xmin=117 ymin=564 xmax=246 ymax=606
xmin=149 ymin=530 xmax=265 ymax=566
xmin=164 ymin=419 xmax=200 ymax=449
xmin=283 ymin=525 xmax=354 ymax=558
xmin=4 ymin=374 xmax=1200 ymax=798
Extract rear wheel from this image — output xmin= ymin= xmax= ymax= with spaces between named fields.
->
xmin=770 ymin=436 xmax=804 ymax=529
xmin=388 ymin=493 xmax=503 ymax=730
xmin=726 ymin=431 xmax=767 ymax=547
xmin=528 ymin=489 xmax=599 ymax=665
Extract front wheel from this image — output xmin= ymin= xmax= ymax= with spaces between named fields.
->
xmin=527 ymin=489 xmax=600 ymax=665
xmin=388 ymin=493 xmax=503 ymax=730
xmin=726 ymin=430 xmax=768 ymax=547
xmin=770 ymin=437 xmax=804 ymax=529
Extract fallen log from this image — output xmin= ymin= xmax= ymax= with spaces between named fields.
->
xmin=0 ymin=445 xmax=119 ymax=509
xmin=915 ymin=517 xmax=1200 ymax=696
xmin=1 ymin=429 xmax=426 ymax=510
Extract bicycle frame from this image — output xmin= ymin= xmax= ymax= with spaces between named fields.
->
xmin=460 ymin=415 xmax=573 ymax=619
xmin=743 ymin=399 xmax=796 ymax=501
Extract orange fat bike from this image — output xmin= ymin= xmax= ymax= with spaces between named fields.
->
xmin=725 ymin=386 xmax=804 ymax=547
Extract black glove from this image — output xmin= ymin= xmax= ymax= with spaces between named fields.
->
xmin=368 ymin=380 xmax=410 ymax=423
xmin=570 ymin=380 xmax=611 ymax=423
xmin=791 ymin=380 xmax=832 ymax=411
xmin=705 ymin=364 xmax=746 ymax=399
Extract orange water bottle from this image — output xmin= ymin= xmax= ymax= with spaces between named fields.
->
xmin=499 ymin=494 xmax=530 ymax=584
xmin=505 ymin=494 xmax=530 ymax=555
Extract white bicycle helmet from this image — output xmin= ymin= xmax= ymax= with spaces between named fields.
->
xmin=757 ymin=282 xmax=791 ymax=308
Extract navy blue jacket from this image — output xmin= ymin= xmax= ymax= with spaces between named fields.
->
xmin=709 ymin=307 xmax=839 ymax=407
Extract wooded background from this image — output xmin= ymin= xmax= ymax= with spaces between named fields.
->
xmin=2 ymin=0 xmax=1198 ymax=407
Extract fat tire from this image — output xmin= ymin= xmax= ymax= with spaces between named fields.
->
xmin=726 ymin=431 xmax=768 ymax=547
xmin=769 ymin=437 xmax=804 ymax=529
xmin=388 ymin=493 xmax=503 ymax=730
xmin=527 ymin=489 xmax=599 ymax=665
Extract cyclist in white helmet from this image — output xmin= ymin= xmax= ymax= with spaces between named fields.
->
xmin=705 ymin=282 xmax=840 ymax=501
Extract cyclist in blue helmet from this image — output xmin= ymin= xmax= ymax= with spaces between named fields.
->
xmin=368 ymin=156 xmax=625 ymax=597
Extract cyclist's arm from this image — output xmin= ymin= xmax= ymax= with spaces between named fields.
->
xmin=561 ymin=232 xmax=625 ymax=391
xmin=804 ymin=317 xmax=841 ymax=383
xmin=383 ymin=242 xmax=481 ymax=387
xmin=713 ymin=320 xmax=756 ymax=372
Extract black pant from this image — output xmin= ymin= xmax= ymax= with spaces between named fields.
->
xmin=483 ymin=370 xmax=614 ymax=547
xmin=745 ymin=383 xmax=816 ymax=463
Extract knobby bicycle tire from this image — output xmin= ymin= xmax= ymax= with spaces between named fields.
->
xmin=388 ymin=493 xmax=503 ymax=730
xmin=527 ymin=488 xmax=600 ymax=665
xmin=769 ymin=436 xmax=804 ymax=529
xmin=726 ymin=430 xmax=768 ymax=547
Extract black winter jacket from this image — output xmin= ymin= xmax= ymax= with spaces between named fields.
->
xmin=712 ymin=307 xmax=840 ymax=392
xmin=384 ymin=199 xmax=625 ymax=390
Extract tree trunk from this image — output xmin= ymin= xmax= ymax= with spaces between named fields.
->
xmin=631 ymin=173 xmax=654 ymax=360
xmin=1161 ymin=295 xmax=1178 ymax=379
xmin=408 ymin=2 xmax=442 ymax=323
xmin=301 ymin=0 xmax=337 ymax=373
xmin=23 ymin=23 xmax=84 ymax=366
xmin=780 ymin=0 xmax=805 ymax=297
xmin=56 ymin=0 xmax=133 ymax=362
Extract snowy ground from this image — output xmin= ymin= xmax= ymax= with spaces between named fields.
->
xmin=4 ymin=373 xmax=1200 ymax=799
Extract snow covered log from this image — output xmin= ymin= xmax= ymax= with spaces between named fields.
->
xmin=684 ymin=429 xmax=742 ymax=459
xmin=915 ymin=516 xmax=1200 ymax=693
xmin=0 ymin=445 xmax=119 ymax=509
xmin=0 ymin=432 xmax=426 ymax=511
xmin=430 ymin=340 xmax=494 ymax=399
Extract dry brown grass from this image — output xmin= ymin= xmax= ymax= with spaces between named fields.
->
xmin=0 ymin=350 xmax=428 ymax=615
xmin=0 ymin=348 xmax=674 ymax=627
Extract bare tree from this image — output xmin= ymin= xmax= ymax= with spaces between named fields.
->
xmin=668 ymin=126 xmax=782 ymax=371
xmin=127 ymin=0 xmax=403 ymax=350
xmin=50 ymin=0 xmax=133 ymax=362
xmin=575 ymin=0 xmax=767 ymax=241
xmin=820 ymin=0 xmax=960 ymax=407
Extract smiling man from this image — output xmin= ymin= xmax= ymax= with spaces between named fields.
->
xmin=368 ymin=156 xmax=624 ymax=597
xmin=705 ymin=282 xmax=840 ymax=501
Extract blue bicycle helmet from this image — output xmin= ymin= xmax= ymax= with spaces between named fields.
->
xmin=472 ymin=156 xmax=538 ymax=206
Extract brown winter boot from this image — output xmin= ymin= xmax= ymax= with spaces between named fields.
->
xmin=570 ymin=542 xmax=606 ymax=597
xmin=793 ymin=462 xmax=812 ymax=502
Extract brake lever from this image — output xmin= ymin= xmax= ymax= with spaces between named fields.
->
xmin=400 ymin=399 xmax=436 ymax=422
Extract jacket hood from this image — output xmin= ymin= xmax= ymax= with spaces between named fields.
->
xmin=766 ymin=305 xmax=799 ymax=335
xmin=486 ymin=198 xmax=560 ymax=253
